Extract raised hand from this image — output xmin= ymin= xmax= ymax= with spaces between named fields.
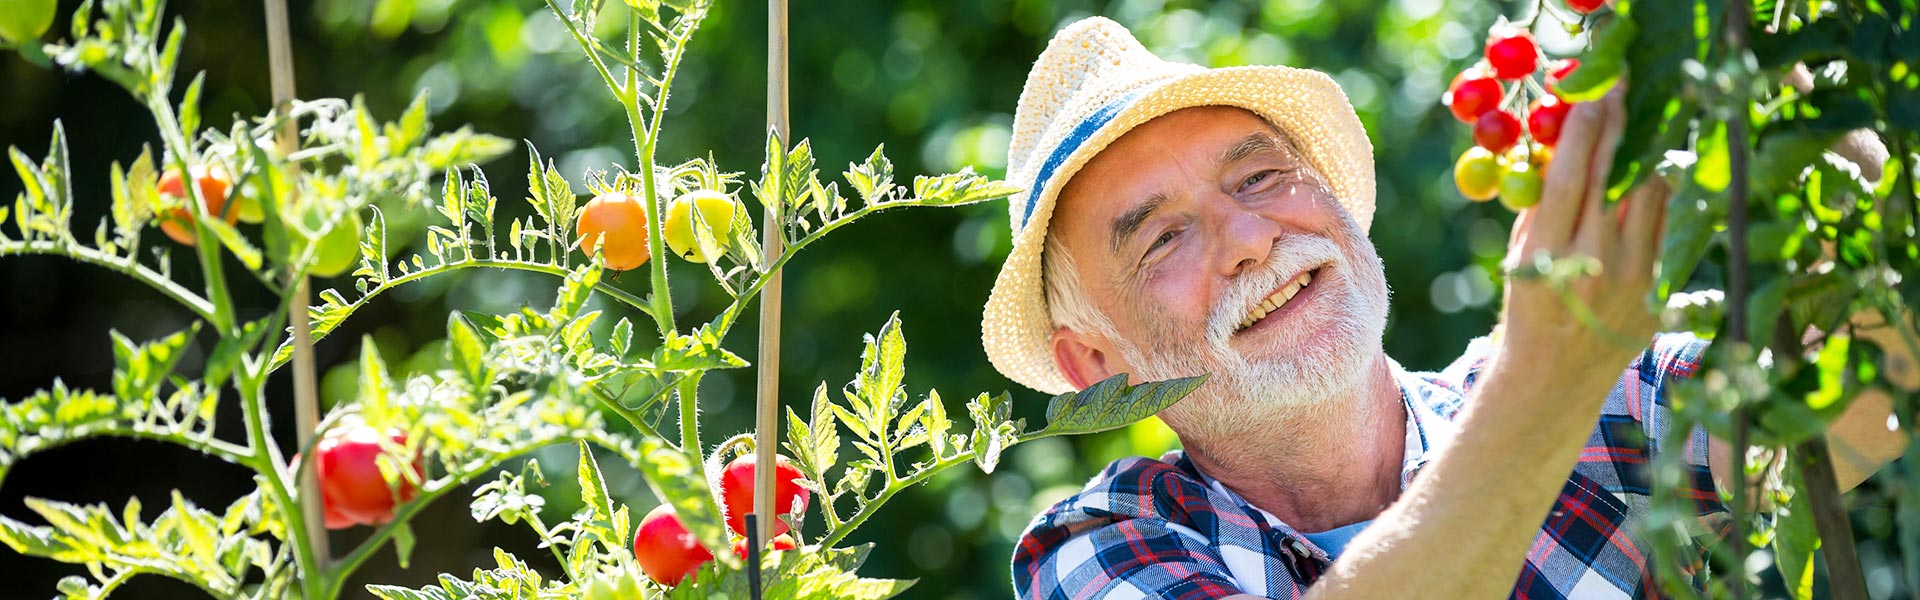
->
xmin=1497 ymin=85 xmax=1669 ymax=385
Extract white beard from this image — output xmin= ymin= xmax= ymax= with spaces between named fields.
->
xmin=1113 ymin=212 xmax=1391 ymax=441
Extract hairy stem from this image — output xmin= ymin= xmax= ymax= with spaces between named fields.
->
xmin=0 ymin=241 xmax=216 ymax=320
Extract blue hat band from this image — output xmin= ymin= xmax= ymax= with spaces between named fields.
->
xmin=1018 ymin=87 xmax=1150 ymax=231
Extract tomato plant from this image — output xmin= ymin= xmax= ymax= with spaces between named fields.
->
xmin=1454 ymin=0 xmax=1920 ymax=597
xmin=0 ymin=0 xmax=1201 ymax=598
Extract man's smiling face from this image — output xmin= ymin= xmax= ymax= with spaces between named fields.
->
xmin=1044 ymin=106 xmax=1390 ymax=434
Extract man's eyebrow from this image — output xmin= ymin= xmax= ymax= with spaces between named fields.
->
xmin=1108 ymin=193 xmax=1167 ymax=256
xmin=1219 ymin=130 xmax=1290 ymax=166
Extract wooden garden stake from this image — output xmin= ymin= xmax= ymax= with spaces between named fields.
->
xmin=263 ymin=0 xmax=329 ymax=565
xmin=752 ymin=0 xmax=791 ymax=592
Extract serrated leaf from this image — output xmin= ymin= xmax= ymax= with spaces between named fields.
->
xmin=966 ymin=393 xmax=1018 ymax=474
xmin=610 ymin=317 xmax=634 ymax=358
xmin=1036 ymin=373 xmax=1206 ymax=437
xmin=633 ymin=437 xmax=732 ymax=566
xmin=651 ymin=326 xmax=748 ymax=373
xmin=1774 ymin=461 xmax=1820 ymax=600
xmin=577 ymin=442 xmax=613 ymax=519
xmin=844 ymin=145 xmax=895 ymax=202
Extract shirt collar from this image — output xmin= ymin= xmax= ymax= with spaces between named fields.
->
xmin=1191 ymin=358 xmax=1463 ymax=553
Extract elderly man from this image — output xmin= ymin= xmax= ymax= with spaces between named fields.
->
xmin=982 ymin=17 xmax=1914 ymax=599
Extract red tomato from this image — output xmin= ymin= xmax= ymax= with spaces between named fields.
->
xmin=1473 ymin=110 xmax=1524 ymax=153
xmin=719 ymin=454 xmax=810 ymax=537
xmin=731 ymin=534 xmax=798 ymax=560
xmin=156 ymin=166 xmax=238 ymax=246
xmin=575 ymin=193 xmax=652 ymax=271
xmin=1565 ymin=0 xmax=1607 ymax=14
xmin=315 ymin=424 xmax=420 ymax=529
xmin=634 ymin=505 xmax=715 ymax=587
xmin=1484 ymin=30 xmax=1541 ymax=80
xmin=1528 ymin=96 xmax=1575 ymax=147
xmin=1444 ymin=68 xmax=1505 ymax=124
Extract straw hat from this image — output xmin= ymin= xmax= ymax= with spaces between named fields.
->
xmin=982 ymin=16 xmax=1377 ymax=395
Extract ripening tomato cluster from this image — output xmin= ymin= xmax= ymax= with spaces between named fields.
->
xmin=631 ymin=454 xmax=809 ymax=587
xmin=1443 ymin=25 xmax=1586 ymax=212
xmin=575 ymin=189 xmax=743 ymax=272
xmin=152 ymin=163 xmax=362 ymax=277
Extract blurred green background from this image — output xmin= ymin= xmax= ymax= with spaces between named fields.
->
xmin=1 ymin=0 xmax=1908 ymax=597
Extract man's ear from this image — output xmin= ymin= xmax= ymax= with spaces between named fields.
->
xmin=1051 ymin=327 xmax=1122 ymax=390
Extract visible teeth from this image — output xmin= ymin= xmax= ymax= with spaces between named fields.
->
xmin=1236 ymin=270 xmax=1317 ymax=332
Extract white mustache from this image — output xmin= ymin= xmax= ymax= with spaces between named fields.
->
xmin=1204 ymin=235 xmax=1343 ymax=343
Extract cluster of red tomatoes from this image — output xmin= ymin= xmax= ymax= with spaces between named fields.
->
xmin=303 ymin=426 xmax=810 ymax=589
xmin=631 ymin=454 xmax=810 ymax=587
xmin=1445 ymin=25 xmax=1587 ymax=211
xmin=575 ymin=189 xmax=743 ymax=271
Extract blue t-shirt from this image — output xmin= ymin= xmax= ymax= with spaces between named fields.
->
xmin=1300 ymin=520 xmax=1373 ymax=559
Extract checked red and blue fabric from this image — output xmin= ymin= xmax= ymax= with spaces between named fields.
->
xmin=1012 ymin=333 xmax=1731 ymax=599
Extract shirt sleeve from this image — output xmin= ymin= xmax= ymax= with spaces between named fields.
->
xmin=1014 ymin=518 xmax=1246 ymax=600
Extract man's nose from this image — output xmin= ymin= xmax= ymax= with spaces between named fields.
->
xmin=1213 ymin=199 xmax=1281 ymax=278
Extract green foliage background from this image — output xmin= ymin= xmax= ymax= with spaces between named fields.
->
xmin=0 ymin=0 xmax=1904 ymax=597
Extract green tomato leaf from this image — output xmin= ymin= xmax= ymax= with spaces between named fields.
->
xmin=844 ymin=145 xmax=896 ymax=203
xmin=966 ymin=392 xmax=1019 ymax=474
xmin=634 ymin=437 xmax=733 ymax=567
xmin=577 ymin=442 xmax=613 ymax=520
xmin=391 ymin=521 xmax=416 ymax=569
xmin=1773 ymin=461 xmax=1821 ymax=600
xmin=784 ymin=383 xmax=841 ymax=492
xmin=1553 ymin=19 xmax=1635 ymax=102
xmin=1033 ymin=373 xmax=1207 ymax=438
xmin=651 ymin=325 xmax=748 ymax=373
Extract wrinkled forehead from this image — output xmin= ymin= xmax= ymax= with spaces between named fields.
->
xmin=1051 ymin=106 xmax=1308 ymax=241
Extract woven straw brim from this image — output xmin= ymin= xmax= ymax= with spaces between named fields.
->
xmin=982 ymin=66 xmax=1376 ymax=395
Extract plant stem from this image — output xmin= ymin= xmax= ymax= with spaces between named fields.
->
xmin=818 ymin=450 xmax=974 ymax=548
xmin=239 ymin=379 xmax=321 ymax=600
xmin=264 ymin=257 xmax=654 ymax=370
xmin=0 ymin=241 xmax=216 ymax=320
xmin=710 ymin=199 xmax=951 ymax=340
xmin=1800 ymin=439 xmax=1871 ymax=599
xmin=1721 ymin=0 xmax=1754 ymax=590
xmin=589 ymin=383 xmax=664 ymax=441
xmin=677 ymin=374 xmax=702 ymax=457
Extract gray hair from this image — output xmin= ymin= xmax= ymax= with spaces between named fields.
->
xmin=1042 ymin=234 xmax=1122 ymax=344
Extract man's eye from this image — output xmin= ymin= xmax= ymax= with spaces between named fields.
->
xmin=1239 ymin=170 xmax=1274 ymax=191
xmin=1149 ymin=230 xmax=1177 ymax=252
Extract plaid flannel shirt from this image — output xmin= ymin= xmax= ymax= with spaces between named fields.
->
xmin=1013 ymin=333 xmax=1731 ymax=599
